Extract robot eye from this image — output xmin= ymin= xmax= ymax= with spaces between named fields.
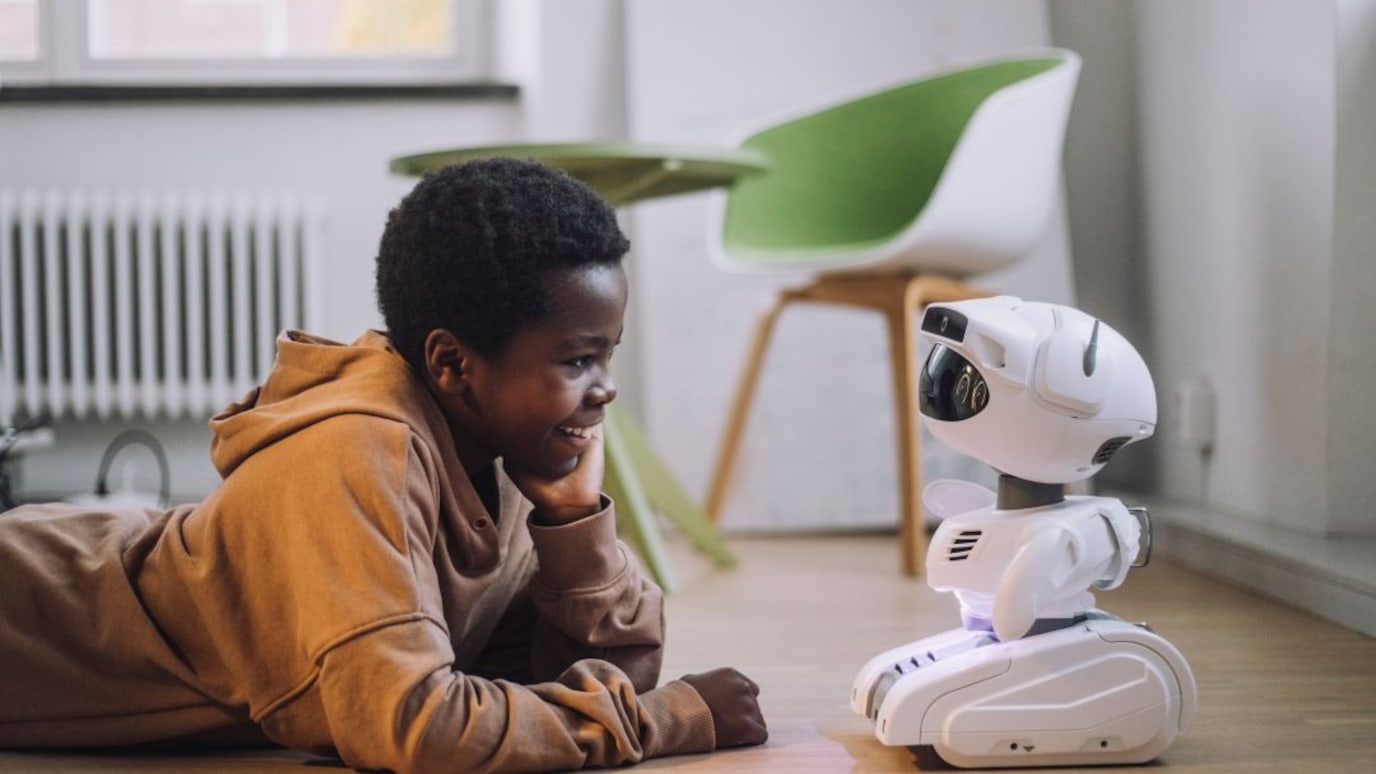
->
xmin=955 ymin=373 xmax=971 ymax=403
xmin=970 ymin=380 xmax=989 ymax=412
xmin=920 ymin=344 xmax=991 ymax=422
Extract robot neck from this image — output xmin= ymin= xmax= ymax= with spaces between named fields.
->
xmin=997 ymin=475 xmax=1065 ymax=510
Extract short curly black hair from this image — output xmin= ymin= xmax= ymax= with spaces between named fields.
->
xmin=376 ymin=157 xmax=630 ymax=370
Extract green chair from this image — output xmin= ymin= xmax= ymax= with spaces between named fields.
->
xmin=704 ymin=49 xmax=1081 ymax=576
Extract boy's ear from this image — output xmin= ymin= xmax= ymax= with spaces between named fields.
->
xmin=423 ymin=329 xmax=471 ymax=391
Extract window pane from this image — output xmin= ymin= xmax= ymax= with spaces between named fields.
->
xmin=88 ymin=0 xmax=453 ymax=60
xmin=0 ymin=0 xmax=39 ymax=61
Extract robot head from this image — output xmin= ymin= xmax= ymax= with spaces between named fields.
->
xmin=918 ymin=296 xmax=1156 ymax=484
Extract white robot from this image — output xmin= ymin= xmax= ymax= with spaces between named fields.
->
xmin=852 ymin=296 xmax=1197 ymax=768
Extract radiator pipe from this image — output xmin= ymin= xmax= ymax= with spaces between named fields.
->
xmin=94 ymin=428 xmax=171 ymax=509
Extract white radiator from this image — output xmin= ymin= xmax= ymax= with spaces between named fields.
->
xmin=0 ymin=189 xmax=325 ymax=426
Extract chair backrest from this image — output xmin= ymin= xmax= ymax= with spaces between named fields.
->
xmin=713 ymin=49 xmax=1081 ymax=277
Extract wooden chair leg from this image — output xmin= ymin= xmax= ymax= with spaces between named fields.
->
xmin=888 ymin=287 xmax=925 ymax=576
xmin=705 ymin=293 xmax=793 ymax=525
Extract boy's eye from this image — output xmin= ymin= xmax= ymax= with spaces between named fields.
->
xmin=564 ymin=345 xmax=614 ymax=371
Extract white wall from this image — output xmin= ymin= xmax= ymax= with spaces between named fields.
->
xmin=1330 ymin=0 xmax=1376 ymax=532
xmin=622 ymin=0 xmax=1075 ymax=531
xmin=1138 ymin=0 xmax=1333 ymax=531
xmin=1135 ymin=0 xmax=1359 ymax=535
xmin=1055 ymin=0 xmax=1375 ymax=536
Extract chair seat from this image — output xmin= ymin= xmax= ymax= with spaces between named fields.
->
xmin=711 ymin=49 xmax=1080 ymax=279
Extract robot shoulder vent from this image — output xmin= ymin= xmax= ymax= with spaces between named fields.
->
xmin=944 ymin=529 xmax=984 ymax=562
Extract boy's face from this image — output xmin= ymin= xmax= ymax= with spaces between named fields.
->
xmin=448 ymin=263 xmax=628 ymax=480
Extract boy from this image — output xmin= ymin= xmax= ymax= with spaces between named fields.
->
xmin=0 ymin=158 xmax=767 ymax=772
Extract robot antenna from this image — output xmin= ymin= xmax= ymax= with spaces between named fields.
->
xmin=1083 ymin=320 xmax=1100 ymax=376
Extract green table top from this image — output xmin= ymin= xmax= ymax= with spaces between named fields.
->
xmin=389 ymin=141 xmax=768 ymax=207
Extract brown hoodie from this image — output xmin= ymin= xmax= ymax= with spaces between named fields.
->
xmin=0 ymin=330 xmax=715 ymax=772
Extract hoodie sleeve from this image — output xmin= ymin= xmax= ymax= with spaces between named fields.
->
xmin=311 ymin=620 xmax=715 ymax=774
xmin=524 ymin=503 xmax=668 ymax=694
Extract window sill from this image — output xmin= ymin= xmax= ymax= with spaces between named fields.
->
xmin=0 ymin=82 xmax=519 ymax=105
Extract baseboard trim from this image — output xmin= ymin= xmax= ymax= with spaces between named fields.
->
xmin=1148 ymin=504 xmax=1376 ymax=639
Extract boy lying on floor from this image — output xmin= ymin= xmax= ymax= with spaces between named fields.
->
xmin=0 ymin=158 xmax=767 ymax=773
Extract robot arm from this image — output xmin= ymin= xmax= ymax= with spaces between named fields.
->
xmin=990 ymin=502 xmax=1141 ymax=642
xmin=992 ymin=522 xmax=1077 ymax=642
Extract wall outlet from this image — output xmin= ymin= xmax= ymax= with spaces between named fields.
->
xmin=1171 ymin=377 xmax=1215 ymax=454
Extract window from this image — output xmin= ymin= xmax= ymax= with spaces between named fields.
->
xmin=0 ymin=0 xmax=488 ymax=85
xmin=0 ymin=1 xmax=39 ymax=62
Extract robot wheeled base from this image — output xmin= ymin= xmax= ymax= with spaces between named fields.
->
xmin=852 ymin=614 xmax=1195 ymax=767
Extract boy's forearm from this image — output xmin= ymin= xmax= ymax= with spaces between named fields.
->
xmin=306 ymin=623 xmax=712 ymax=774
xmin=529 ymin=589 xmax=665 ymax=694
xmin=526 ymin=505 xmax=667 ymax=692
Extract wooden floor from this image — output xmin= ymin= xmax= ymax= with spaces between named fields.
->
xmin=3 ymin=533 xmax=1374 ymax=773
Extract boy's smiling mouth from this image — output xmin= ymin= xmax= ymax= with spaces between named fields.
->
xmin=557 ymin=423 xmax=599 ymax=441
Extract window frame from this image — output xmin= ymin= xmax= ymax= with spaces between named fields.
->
xmin=0 ymin=0 xmax=491 ymax=86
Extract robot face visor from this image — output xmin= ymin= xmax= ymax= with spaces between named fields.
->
xmin=919 ymin=343 xmax=991 ymax=422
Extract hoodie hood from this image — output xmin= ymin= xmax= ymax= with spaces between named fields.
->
xmin=209 ymin=330 xmax=448 ymax=479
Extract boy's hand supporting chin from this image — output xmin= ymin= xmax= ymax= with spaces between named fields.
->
xmin=510 ymin=426 xmax=606 ymax=525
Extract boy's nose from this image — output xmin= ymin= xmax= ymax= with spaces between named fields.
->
xmin=588 ymin=377 xmax=617 ymax=406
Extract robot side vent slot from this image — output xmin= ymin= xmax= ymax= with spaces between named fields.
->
xmin=946 ymin=530 xmax=983 ymax=561
xmin=1092 ymin=436 xmax=1131 ymax=464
